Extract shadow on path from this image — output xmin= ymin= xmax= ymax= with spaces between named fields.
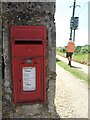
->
xmin=56 ymin=58 xmax=61 ymax=62
xmin=56 ymin=58 xmax=82 ymax=69
xmin=70 ymin=66 xmax=82 ymax=69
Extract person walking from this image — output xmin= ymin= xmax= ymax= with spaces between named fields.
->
xmin=65 ymin=38 xmax=75 ymax=67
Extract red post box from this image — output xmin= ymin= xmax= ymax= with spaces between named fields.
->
xmin=11 ymin=26 xmax=46 ymax=104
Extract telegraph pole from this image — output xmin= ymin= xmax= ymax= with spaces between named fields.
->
xmin=72 ymin=0 xmax=76 ymax=41
xmin=72 ymin=0 xmax=76 ymax=17
xmin=70 ymin=0 xmax=80 ymax=42
xmin=70 ymin=0 xmax=76 ymax=40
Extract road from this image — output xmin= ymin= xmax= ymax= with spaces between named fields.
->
xmin=55 ymin=64 xmax=88 ymax=118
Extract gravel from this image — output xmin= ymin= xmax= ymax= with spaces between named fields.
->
xmin=55 ymin=64 xmax=88 ymax=118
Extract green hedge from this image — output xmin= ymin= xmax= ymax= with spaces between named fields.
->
xmin=57 ymin=45 xmax=90 ymax=54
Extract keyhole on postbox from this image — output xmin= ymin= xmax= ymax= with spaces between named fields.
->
xmin=25 ymin=59 xmax=32 ymax=64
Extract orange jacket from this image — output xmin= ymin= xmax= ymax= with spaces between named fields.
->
xmin=65 ymin=41 xmax=75 ymax=53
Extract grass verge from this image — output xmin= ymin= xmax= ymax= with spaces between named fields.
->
xmin=56 ymin=59 xmax=88 ymax=83
xmin=56 ymin=51 xmax=89 ymax=65
xmin=73 ymin=53 xmax=88 ymax=64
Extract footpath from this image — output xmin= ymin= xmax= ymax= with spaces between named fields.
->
xmin=55 ymin=64 xmax=88 ymax=118
xmin=55 ymin=54 xmax=89 ymax=118
xmin=56 ymin=54 xmax=88 ymax=74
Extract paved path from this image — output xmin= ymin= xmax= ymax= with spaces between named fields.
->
xmin=56 ymin=54 xmax=88 ymax=74
xmin=55 ymin=64 xmax=88 ymax=118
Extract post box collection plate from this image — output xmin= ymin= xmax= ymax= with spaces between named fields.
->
xmin=22 ymin=66 xmax=36 ymax=91
xmin=11 ymin=26 xmax=46 ymax=104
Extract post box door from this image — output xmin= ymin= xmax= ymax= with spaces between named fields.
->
xmin=12 ymin=58 xmax=46 ymax=104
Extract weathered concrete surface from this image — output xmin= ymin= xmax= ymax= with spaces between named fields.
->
xmin=1 ymin=2 xmax=59 ymax=119
xmin=0 ymin=1 xmax=2 ymax=119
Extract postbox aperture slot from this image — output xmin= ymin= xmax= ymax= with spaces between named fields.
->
xmin=15 ymin=40 xmax=42 ymax=45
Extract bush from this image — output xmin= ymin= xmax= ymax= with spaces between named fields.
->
xmin=88 ymin=45 xmax=90 ymax=53
xmin=58 ymin=47 xmax=66 ymax=53
xmin=75 ymin=46 xmax=82 ymax=53
xmin=80 ymin=47 xmax=88 ymax=53
xmin=75 ymin=45 xmax=90 ymax=54
xmin=57 ymin=45 xmax=90 ymax=54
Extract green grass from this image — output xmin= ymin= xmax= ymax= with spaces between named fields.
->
xmin=56 ymin=60 xmax=88 ymax=83
xmin=56 ymin=49 xmax=89 ymax=64
xmin=56 ymin=50 xmax=65 ymax=57
xmin=73 ymin=53 xmax=88 ymax=63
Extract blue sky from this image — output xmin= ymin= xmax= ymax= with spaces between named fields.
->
xmin=55 ymin=0 xmax=89 ymax=47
